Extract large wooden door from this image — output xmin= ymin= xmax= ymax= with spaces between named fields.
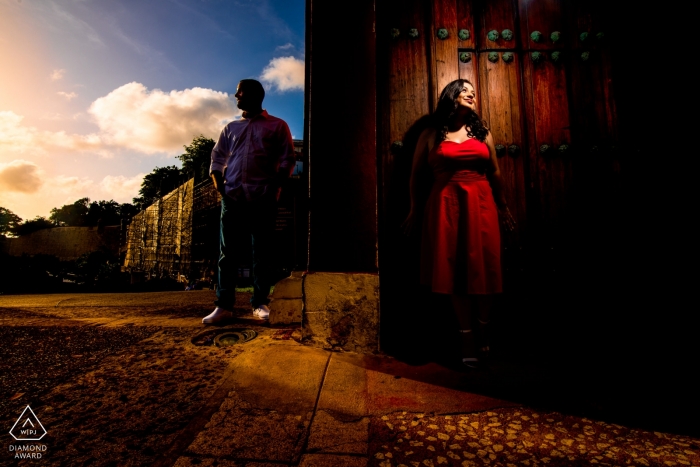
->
xmin=377 ymin=0 xmax=621 ymax=349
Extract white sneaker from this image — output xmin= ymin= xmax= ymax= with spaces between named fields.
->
xmin=202 ymin=307 xmax=232 ymax=325
xmin=253 ymin=304 xmax=270 ymax=320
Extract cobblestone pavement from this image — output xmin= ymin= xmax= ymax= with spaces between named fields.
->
xmin=1 ymin=291 xmax=698 ymax=467
xmin=0 ymin=291 xmax=253 ymax=467
xmin=369 ymin=409 xmax=700 ymax=467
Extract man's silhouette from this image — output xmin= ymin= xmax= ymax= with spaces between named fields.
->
xmin=202 ymin=79 xmax=295 ymax=324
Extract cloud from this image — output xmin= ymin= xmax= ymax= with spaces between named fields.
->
xmin=1 ymin=83 xmax=239 ymax=158
xmin=0 ymin=110 xmax=102 ymax=156
xmin=0 ymin=159 xmax=43 ymax=193
xmin=100 ymin=173 xmax=145 ymax=202
xmin=260 ymin=56 xmax=304 ymax=92
xmin=275 ymin=43 xmax=295 ymax=51
xmin=50 ymin=69 xmax=66 ymax=80
xmin=0 ymin=111 xmax=37 ymax=154
xmin=54 ymin=175 xmax=94 ymax=192
xmin=49 ymin=2 xmax=103 ymax=47
xmin=88 ymin=82 xmax=240 ymax=153
xmin=57 ymin=91 xmax=78 ymax=100
xmin=0 ymin=164 xmax=145 ymax=220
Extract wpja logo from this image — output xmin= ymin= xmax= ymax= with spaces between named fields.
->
xmin=8 ymin=406 xmax=48 ymax=460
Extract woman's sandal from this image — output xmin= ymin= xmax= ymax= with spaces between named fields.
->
xmin=459 ymin=329 xmax=481 ymax=369
xmin=477 ymin=319 xmax=491 ymax=362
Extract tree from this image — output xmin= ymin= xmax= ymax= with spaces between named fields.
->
xmin=0 ymin=207 xmax=22 ymax=237
xmin=12 ymin=216 xmax=55 ymax=236
xmin=85 ymin=200 xmax=121 ymax=226
xmin=178 ymin=135 xmax=215 ymax=183
xmin=50 ymin=198 xmax=90 ymax=226
xmin=117 ymin=203 xmax=139 ymax=220
xmin=132 ymin=166 xmax=183 ymax=211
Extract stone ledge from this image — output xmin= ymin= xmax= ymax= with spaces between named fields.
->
xmin=268 ymin=272 xmax=380 ymax=354
xmin=268 ymin=271 xmax=304 ymax=326
xmin=303 ymin=272 xmax=379 ymax=353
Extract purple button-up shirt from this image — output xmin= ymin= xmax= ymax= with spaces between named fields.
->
xmin=210 ymin=110 xmax=295 ymax=201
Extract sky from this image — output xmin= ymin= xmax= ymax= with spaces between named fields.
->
xmin=0 ymin=0 xmax=305 ymax=220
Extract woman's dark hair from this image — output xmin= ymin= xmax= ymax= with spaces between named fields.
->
xmin=433 ymin=79 xmax=488 ymax=142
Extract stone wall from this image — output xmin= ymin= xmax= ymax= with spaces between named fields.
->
xmin=123 ymin=178 xmax=194 ymax=275
xmin=4 ymin=226 xmax=121 ymax=261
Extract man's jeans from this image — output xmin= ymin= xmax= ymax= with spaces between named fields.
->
xmin=215 ymin=192 xmax=277 ymax=310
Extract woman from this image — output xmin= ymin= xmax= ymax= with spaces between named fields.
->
xmin=403 ymin=79 xmax=515 ymax=369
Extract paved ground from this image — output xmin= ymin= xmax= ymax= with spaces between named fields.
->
xmin=0 ymin=291 xmax=698 ymax=467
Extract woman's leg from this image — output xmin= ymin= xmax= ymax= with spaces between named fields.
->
xmin=451 ymin=294 xmax=478 ymax=367
xmin=474 ymin=295 xmax=493 ymax=358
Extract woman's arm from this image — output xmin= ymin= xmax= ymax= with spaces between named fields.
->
xmin=484 ymin=132 xmax=516 ymax=231
xmin=402 ymin=127 xmax=435 ymax=235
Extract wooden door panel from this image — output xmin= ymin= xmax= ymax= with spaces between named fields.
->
xmin=381 ymin=0 xmax=432 ymax=209
xmin=387 ymin=0 xmax=431 ymax=148
xmin=567 ymin=0 xmax=617 ymax=147
xmin=476 ymin=51 xmax=527 ymax=240
xmin=518 ymin=0 xmax=566 ymax=51
xmin=457 ymin=50 xmax=479 ymax=114
xmin=569 ymin=51 xmax=617 ymax=147
xmin=476 ymin=0 xmax=519 ymax=50
xmin=455 ymin=0 xmax=476 ymax=49
xmin=522 ymin=52 xmax=572 ymax=236
xmin=430 ymin=0 xmax=460 ymax=106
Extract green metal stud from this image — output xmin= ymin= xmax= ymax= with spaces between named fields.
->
xmin=487 ymin=30 xmax=500 ymax=41
xmin=502 ymin=52 xmax=514 ymax=63
xmin=391 ymin=141 xmax=404 ymax=153
xmin=596 ymin=32 xmax=605 ymax=40
xmin=459 ymin=52 xmax=472 ymax=63
xmin=458 ymin=29 xmax=470 ymax=40
xmin=495 ymin=144 xmax=506 ymax=157
xmin=408 ymin=28 xmax=419 ymax=39
xmin=508 ymin=144 xmax=520 ymax=156
xmin=539 ymin=144 xmax=551 ymax=154
xmin=391 ymin=28 xmax=400 ymax=39
xmin=581 ymin=51 xmax=590 ymax=61
xmin=558 ymin=144 xmax=569 ymax=154
xmin=579 ymin=31 xmax=589 ymax=42
xmin=530 ymin=31 xmax=543 ymax=42
xmin=437 ymin=28 xmax=449 ymax=40
xmin=488 ymin=52 xmax=499 ymax=63
xmin=502 ymin=29 xmax=513 ymax=41
xmin=551 ymin=51 xmax=561 ymax=63
xmin=531 ymin=51 xmax=544 ymax=63
xmin=550 ymin=31 xmax=561 ymax=43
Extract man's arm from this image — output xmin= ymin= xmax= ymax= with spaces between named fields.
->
xmin=211 ymin=170 xmax=226 ymax=196
xmin=210 ymin=126 xmax=229 ymax=196
xmin=272 ymin=120 xmax=296 ymax=188
xmin=277 ymin=121 xmax=297 ymax=179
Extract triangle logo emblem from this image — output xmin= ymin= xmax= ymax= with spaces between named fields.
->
xmin=9 ymin=406 xmax=47 ymax=441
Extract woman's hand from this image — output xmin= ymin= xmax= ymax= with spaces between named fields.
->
xmin=498 ymin=206 xmax=516 ymax=232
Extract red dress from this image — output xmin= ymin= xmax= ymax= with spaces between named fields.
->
xmin=420 ymin=138 xmax=502 ymax=295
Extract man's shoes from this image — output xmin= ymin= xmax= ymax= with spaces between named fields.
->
xmin=202 ymin=307 xmax=232 ymax=325
xmin=253 ymin=304 xmax=270 ymax=320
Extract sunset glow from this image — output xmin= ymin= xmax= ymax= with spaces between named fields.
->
xmin=0 ymin=0 xmax=305 ymax=220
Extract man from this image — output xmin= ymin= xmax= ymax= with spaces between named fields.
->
xmin=202 ymin=79 xmax=295 ymax=324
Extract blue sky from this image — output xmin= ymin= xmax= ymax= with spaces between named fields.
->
xmin=0 ymin=0 xmax=305 ymax=219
